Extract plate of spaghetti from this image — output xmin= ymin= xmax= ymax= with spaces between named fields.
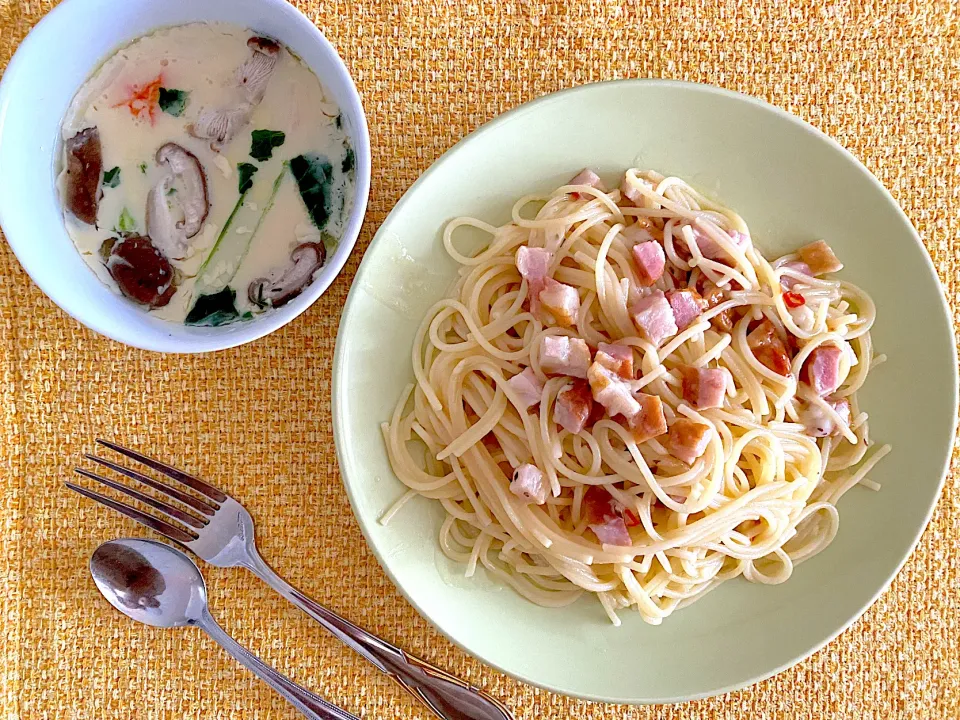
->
xmin=333 ymin=81 xmax=957 ymax=703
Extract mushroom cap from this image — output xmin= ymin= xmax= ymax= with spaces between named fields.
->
xmin=155 ymin=143 xmax=209 ymax=239
xmin=189 ymin=36 xmax=280 ymax=150
xmin=145 ymin=176 xmax=188 ymax=260
xmin=188 ymin=105 xmax=252 ymax=150
xmin=248 ymin=241 xmax=327 ymax=309
xmin=247 ymin=36 xmax=280 ymax=54
xmin=64 ymin=127 xmax=102 ymax=225
xmin=237 ymin=37 xmax=280 ymax=104
xmin=104 ymin=234 xmax=177 ymax=308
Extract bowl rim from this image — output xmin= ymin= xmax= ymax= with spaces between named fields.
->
xmin=332 ymin=78 xmax=959 ymax=704
xmin=0 ymin=0 xmax=371 ymax=353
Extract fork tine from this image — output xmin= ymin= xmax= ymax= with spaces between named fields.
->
xmin=74 ymin=468 xmax=207 ymax=530
xmin=96 ymin=439 xmax=228 ymax=503
xmin=65 ymin=481 xmax=198 ymax=544
xmin=85 ymin=454 xmax=217 ymax=517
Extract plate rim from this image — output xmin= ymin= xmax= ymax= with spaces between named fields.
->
xmin=332 ymin=78 xmax=959 ymax=704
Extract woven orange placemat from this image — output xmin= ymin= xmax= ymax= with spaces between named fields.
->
xmin=1 ymin=1 xmax=958 ymax=718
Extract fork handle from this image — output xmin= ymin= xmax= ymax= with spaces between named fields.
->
xmin=242 ymin=553 xmax=515 ymax=720
xmin=197 ymin=609 xmax=359 ymax=720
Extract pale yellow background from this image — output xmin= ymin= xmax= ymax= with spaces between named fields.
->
xmin=1 ymin=1 xmax=958 ymax=718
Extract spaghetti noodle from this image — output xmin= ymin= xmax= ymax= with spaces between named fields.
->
xmin=381 ymin=168 xmax=889 ymax=625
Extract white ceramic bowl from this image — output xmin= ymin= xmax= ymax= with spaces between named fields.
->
xmin=0 ymin=0 xmax=370 ymax=352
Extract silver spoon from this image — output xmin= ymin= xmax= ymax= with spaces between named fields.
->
xmin=90 ymin=538 xmax=358 ymax=720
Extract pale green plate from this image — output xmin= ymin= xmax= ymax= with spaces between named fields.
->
xmin=332 ymin=80 xmax=957 ymax=704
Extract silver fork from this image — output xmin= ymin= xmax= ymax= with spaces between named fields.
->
xmin=67 ymin=439 xmax=515 ymax=720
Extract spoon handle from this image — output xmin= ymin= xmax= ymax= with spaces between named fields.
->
xmin=242 ymin=551 xmax=515 ymax=720
xmin=197 ymin=609 xmax=359 ymax=720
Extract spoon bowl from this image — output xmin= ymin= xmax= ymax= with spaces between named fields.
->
xmin=90 ymin=538 xmax=207 ymax=628
xmin=89 ymin=537 xmax=359 ymax=720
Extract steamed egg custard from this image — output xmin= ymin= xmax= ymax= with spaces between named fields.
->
xmin=58 ymin=23 xmax=354 ymax=325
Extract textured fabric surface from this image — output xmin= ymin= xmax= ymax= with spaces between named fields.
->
xmin=1 ymin=0 xmax=959 ymax=718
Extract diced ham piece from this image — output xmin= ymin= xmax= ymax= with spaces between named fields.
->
xmin=666 ymin=289 xmax=705 ymax=331
xmin=747 ymin=319 xmax=791 ymax=376
xmin=798 ymin=240 xmax=843 ymax=275
xmin=568 ymin=168 xmax=607 ymax=193
xmin=624 ymin=392 xmax=667 ymax=443
xmin=694 ymin=231 xmax=720 ymax=259
xmin=668 ymin=418 xmax=712 ymax=465
xmin=588 ymin=362 xmax=641 ymax=419
xmin=540 ymin=336 xmax=591 ymax=378
xmin=699 ymin=281 xmax=737 ymax=332
xmin=621 ymin=223 xmax=654 ymax=245
xmin=801 ymin=397 xmax=851 ymax=438
xmin=510 ymin=463 xmax=548 ymax=504
xmin=679 ymin=366 xmax=728 ymax=409
xmin=583 ymin=486 xmax=633 ymax=547
xmin=595 ymin=342 xmax=634 ymax=379
xmin=686 ymin=226 xmax=749 ymax=260
xmin=630 ymin=290 xmax=678 ymax=346
xmin=554 ymin=380 xmax=594 ymax=434
xmin=711 ymin=308 xmax=738 ymax=333
xmin=589 ymin=514 xmax=632 ymax=546
xmin=833 ymin=397 xmax=851 ymax=426
xmin=586 ymin=390 xmax=608 ymax=426
xmin=539 ymin=278 xmax=580 ymax=327
xmin=780 ymin=261 xmax=813 ymax=290
xmin=801 ymin=345 xmax=844 ymax=396
xmin=506 ymin=368 xmax=544 ymax=409
xmin=516 ymin=246 xmax=551 ymax=314
xmin=632 ymin=241 xmax=665 ymax=287
xmin=619 ymin=174 xmax=648 ymax=204
xmin=516 ymin=245 xmax=550 ymax=283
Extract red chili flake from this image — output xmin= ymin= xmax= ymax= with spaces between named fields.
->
xmin=623 ymin=508 xmax=641 ymax=527
xmin=113 ymin=73 xmax=164 ymax=125
xmin=783 ymin=291 xmax=806 ymax=308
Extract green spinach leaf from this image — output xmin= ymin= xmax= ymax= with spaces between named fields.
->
xmin=102 ymin=167 xmax=121 ymax=188
xmin=237 ymin=162 xmax=259 ymax=194
xmin=251 ymin=281 xmax=267 ymax=309
xmin=185 ymin=287 xmax=239 ymax=326
xmin=158 ymin=88 xmax=189 ymax=117
xmin=250 ymin=129 xmax=285 ymax=162
xmin=139 ymin=162 xmax=147 ymax=174
xmin=290 ymin=153 xmax=332 ymax=230
xmin=116 ymin=207 xmax=136 ymax=233
xmin=341 ymin=147 xmax=355 ymax=174
xmin=98 ymin=237 xmax=117 ymax=262
xmin=193 ymin=164 xmax=287 ymax=299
